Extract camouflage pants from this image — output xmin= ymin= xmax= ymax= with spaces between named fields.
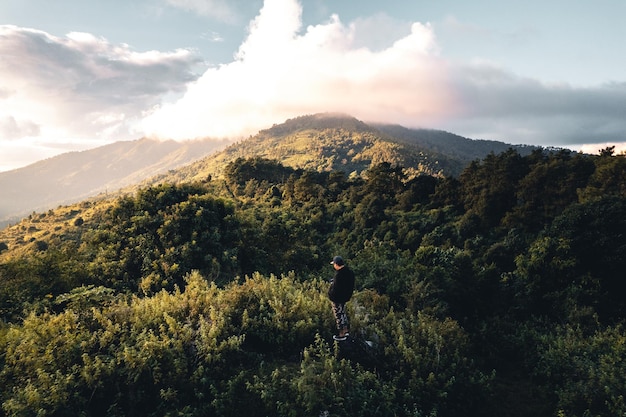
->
xmin=332 ymin=302 xmax=349 ymax=332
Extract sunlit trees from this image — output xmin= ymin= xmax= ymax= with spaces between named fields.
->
xmin=0 ymin=271 xmax=488 ymax=417
xmin=2 ymin=148 xmax=626 ymax=416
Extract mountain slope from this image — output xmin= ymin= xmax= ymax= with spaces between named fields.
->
xmin=0 ymin=138 xmax=229 ymax=227
xmin=1 ymin=113 xmax=541 ymax=227
xmin=372 ymin=123 xmax=538 ymax=162
xmin=142 ymin=113 xmax=538 ymax=186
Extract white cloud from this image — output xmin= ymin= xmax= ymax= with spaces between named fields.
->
xmin=201 ymin=31 xmax=225 ymax=42
xmin=3 ymin=0 xmax=626 ymax=171
xmin=0 ymin=24 xmax=202 ymax=168
xmin=141 ymin=0 xmax=455 ymax=139
xmin=348 ymin=13 xmax=413 ymax=52
xmin=164 ymin=0 xmax=239 ymax=22
xmin=0 ymin=116 xmax=40 ymax=140
xmin=141 ymin=0 xmax=626 ymax=151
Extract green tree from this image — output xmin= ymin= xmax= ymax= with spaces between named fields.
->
xmin=459 ymin=149 xmax=528 ymax=229
xmin=503 ymin=150 xmax=594 ymax=231
xmin=579 ymin=150 xmax=626 ymax=201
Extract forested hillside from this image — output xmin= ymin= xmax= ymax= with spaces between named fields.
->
xmin=1 ymin=145 xmax=625 ymax=416
xmin=140 ymin=113 xmax=537 ymax=187
xmin=0 ymin=113 xmax=535 ymax=229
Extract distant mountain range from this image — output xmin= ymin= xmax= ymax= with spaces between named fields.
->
xmin=0 ymin=113 xmax=539 ymax=227
xmin=0 ymin=138 xmax=229 ymax=227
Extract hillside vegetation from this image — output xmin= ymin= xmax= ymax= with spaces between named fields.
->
xmin=138 ymin=113 xmax=537 ymax=188
xmin=1 ymin=141 xmax=625 ymax=416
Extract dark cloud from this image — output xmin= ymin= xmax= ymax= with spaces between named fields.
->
xmin=444 ymin=64 xmax=626 ymax=146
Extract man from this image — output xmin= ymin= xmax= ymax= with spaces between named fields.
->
xmin=328 ymin=255 xmax=355 ymax=341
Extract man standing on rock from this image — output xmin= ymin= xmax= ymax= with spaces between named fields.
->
xmin=328 ymin=255 xmax=355 ymax=341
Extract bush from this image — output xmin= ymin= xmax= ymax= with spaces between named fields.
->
xmin=0 ymin=271 xmax=490 ymax=416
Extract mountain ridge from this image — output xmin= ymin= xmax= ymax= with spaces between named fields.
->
xmin=139 ymin=113 xmax=539 ymax=187
xmin=0 ymin=138 xmax=229 ymax=227
xmin=1 ymin=113 xmax=540 ymax=227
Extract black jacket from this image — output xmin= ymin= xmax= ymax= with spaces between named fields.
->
xmin=328 ymin=266 xmax=355 ymax=303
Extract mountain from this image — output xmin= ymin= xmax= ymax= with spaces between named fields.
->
xmin=140 ymin=113 xmax=539 ymax=186
xmin=372 ymin=123 xmax=538 ymax=162
xmin=0 ymin=137 xmax=230 ymax=227
xmin=0 ymin=113 xmax=541 ymax=228
xmin=2 ymin=113 xmax=623 ymax=417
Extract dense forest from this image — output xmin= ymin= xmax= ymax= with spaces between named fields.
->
xmin=1 ymin=146 xmax=626 ymax=416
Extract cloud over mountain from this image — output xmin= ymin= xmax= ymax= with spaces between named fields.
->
xmin=140 ymin=0 xmax=455 ymax=139
xmin=1 ymin=0 xmax=626 ymax=171
xmin=141 ymin=0 xmax=626 ymax=152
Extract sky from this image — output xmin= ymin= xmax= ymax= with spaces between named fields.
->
xmin=1 ymin=0 xmax=626 ymax=172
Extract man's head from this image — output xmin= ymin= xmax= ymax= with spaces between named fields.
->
xmin=330 ymin=256 xmax=345 ymax=269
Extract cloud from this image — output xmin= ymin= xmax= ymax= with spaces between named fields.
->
xmin=201 ymin=31 xmax=225 ymax=42
xmin=0 ymin=25 xmax=202 ymax=145
xmin=0 ymin=116 xmax=41 ymax=140
xmin=446 ymin=64 xmax=626 ymax=145
xmin=164 ymin=0 xmax=246 ymax=23
xmin=347 ymin=13 xmax=414 ymax=52
xmin=141 ymin=0 xmax=626 ymax=150
xmin=141 ymin=0 xmax=456 ymax=139
xmin=3 ymin=0 xmax=626 ymax=171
